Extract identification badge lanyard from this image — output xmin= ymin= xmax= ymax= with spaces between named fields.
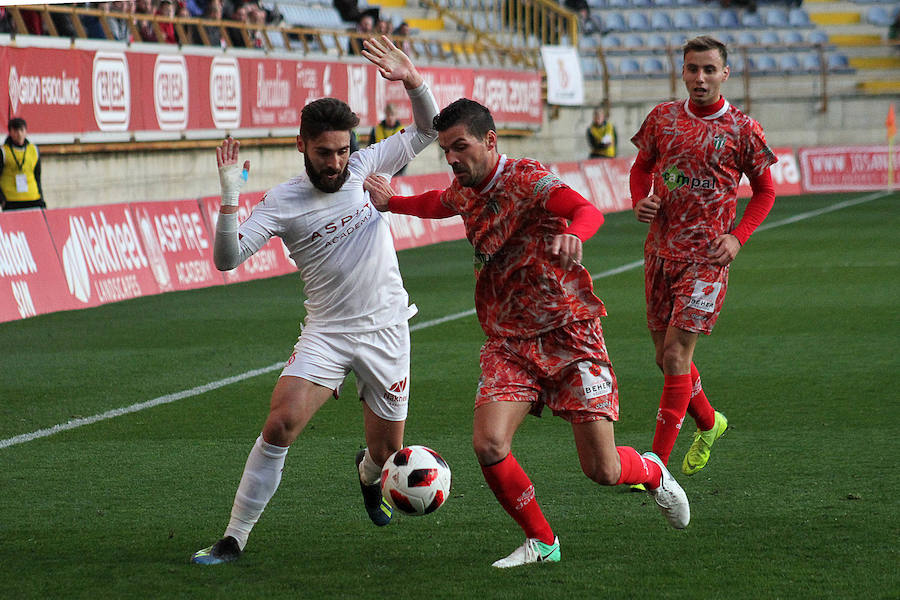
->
xmin=6 ymin=141 xmax=29 ymax=193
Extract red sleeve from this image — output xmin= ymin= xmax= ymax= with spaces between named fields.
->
xmin=387 ymin=190 xmax=457 ymax=218
xmin=629 ymin=151 xmax=655 ymax=208
xmin=546 ymin=186 xmax=604 ymax=242
xmin=731 ymin=168 xmax=776 ymax=245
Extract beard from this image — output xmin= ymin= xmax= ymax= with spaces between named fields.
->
xmin=306 ymin=155 xmax=350 ymax=193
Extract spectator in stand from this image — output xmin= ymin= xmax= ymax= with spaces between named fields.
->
xmin=334 ymin=0 xmax=362 ymax=24
xmin=393 ymin=20 xmax=412 ymax=54
xmin=348 ymin=13 xmax=374 ymax=55
xmin=574 ymin=6 xmax=603 ymax=38
xmin=135 ymin=0 xmax=158 ymax=42
xmin=0 ymin=7 xmax=12 ymax=34
xmin=204 ymin=0 xmax=225 ymax=47
xmin=889 ymin=11 xmax=900 ymax=47
xmin=177 ymin=0 xmax=201 ymax=45
xmin=368 ymin=103 xmax=407 ymax=175
xmin=1 ymin=118 xmax=45 ymax=211
xmin=156 ymin=0 xmax=178 ymax=43
xmin=375 ymin=16 xmax=392 ymax=36
xmin=185 ymin=0 xmax=207 ymax=17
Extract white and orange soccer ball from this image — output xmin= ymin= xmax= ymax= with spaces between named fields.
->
xmin=381 ymin=445 xmax=452 ymax=516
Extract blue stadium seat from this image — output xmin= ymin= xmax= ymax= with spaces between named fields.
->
xmin=779 ymin=54 xmax=802 ymax=73
xmin=718 ymin=10 xmax=740 ymax=29
xmin=580 ymin=56 xmax=601 ymax=78
xmin=866 ymin=6 xmax=896 ymax=27
xmin=606 ymin=0 xmax=630 ymax=7
xmin=695 ymin=10 xmax=717 ymax=30
xmin=627 ymin=12 xmax=651 ymax=31
xmin=650 ymin=11 xmax=674 ymax=30
xmin=736 ymin=31 xmax=759 ymax=46
xmin=601 ymin=34 xmax=623 ymax=50
xmin=802 ymin=53 xmax=822 ymax=72
xmin=603 ymin=12 xmax=628 ymax=32
xmin=642 ymin=56 xmax=666 ymax=75
xmin=789 ymin=8 xmax=812 ymax=27
xmin=728 ymin=54 xmax=744 ymax=74
xmin=749 ymin=54 xmax=777 ymax=73
xmin=782 ymin=30 xmax=804 ymax=46
xmin=623 ymin=33 xmax=646 ymax=50
xmin=741 ymin=11 xmax=764 ymax=28
xmin=764 ymin=8 xmax=790 ymax=29
xmin=827 ymin=53 xmax=853 ymax=73
xmin=646 ymin=33 xmax=668 ymax=48
xmin=759 ymin=30 xmax=781 ymax=47
xmin=807 ymin=29 xmax=829 ymax=45
xmin=631 ymin=0 xmax=652 ymax=7
xmin=673 ymin=11 xmax=695 ymax=30
xmin=619 ymin=57 xmax=641 ymax=75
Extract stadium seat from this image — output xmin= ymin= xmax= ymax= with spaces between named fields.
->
xmin=619 ymin=57 xmax=641 ymax=76
xmin=741 ymin=11 xmax=764 ymax=28
xmin=580 ymin=55 xmax=600 ymax=78
xmin=718 ymin=9 xmax=740 ymax=29
xmin=672 ymin=11 xmax=694 ymax=30
xmin=788 ymin=8 xmax=812 ymax=27
xmin=631 ymin=0 xmax=653 ymax=8
xmin=749 ymin=54 xmax=777 ymax=73
xmin=642 ymin=56 xmax=666 ymax=75
xmin=606 ymin=0 xmax=630 ymax=8
xmin=650 ymin=11 xmax=674 ymax=31
xmin=736 ymin=31 xmax=759 ymax=46
xmin=778 ymin=54 xmax=802 ymax=73
xmin=601 ymin=34 xmax=623 ymax=51
xmin=866 ymin=6 xmax=894 ymax=27
xmin=764 ymin=8 xmax=790 ymax=29
xmin=759 ymin=30 xmax=781 ymax=47
xmin=827 ymin=53 xmax=853 ymax=73
xmin=627 ymin=12 xmax=651 ymax=31
xmin=728 ymin=54 xmax=744 ymax=74
xmin=623 ymin=33 xmax=645 ymax=50
xmin=802 ymin=53 xmax=822 ymax=72
xmin=646 ymin=33 xmax=668 ymax=48
xmin=696 ymin=11 xmax=717 ymax=30
xmin=807 ymin=29 xmax=829 ymax=45
xmin=782 ymin=30 xmax=805 ymax=46
xmin=603 ymin=12 xmax=628 ymax=33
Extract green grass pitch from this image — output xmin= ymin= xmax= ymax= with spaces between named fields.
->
xmin=1 ymin=191 xmax=898 ymax=599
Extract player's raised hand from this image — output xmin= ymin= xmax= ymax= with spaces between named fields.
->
xmin=362 ymin=35 xmax=422 ymax=89
xmin=364 ymin=173 xmax=395 ymax=212
xmin=549 ymin=233 xmax=584 ymax=271
xmin=216 ymin=137 xmax=250 ymax=209
xmin=633 ymin=194 xmax=660 ymax=223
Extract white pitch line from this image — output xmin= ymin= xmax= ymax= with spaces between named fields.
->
xmin=1 ymin=191 xmax=891 ymax=450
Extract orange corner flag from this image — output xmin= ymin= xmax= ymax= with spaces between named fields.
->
xmin=887 ymin=103 xmax=897 ymax=140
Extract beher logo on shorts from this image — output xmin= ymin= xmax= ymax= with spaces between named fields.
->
xmin=154 ymin=55 xmax=188 ymax=131
xmin=92 ymin=52 xmax=131 ymax=131
xmin=580 ymin=362 xmax=612 ymax=400
xmin=688 ymin=280 xmax=722 ymax=313
xmin=662 ymin=165 xmax=716 ymax=192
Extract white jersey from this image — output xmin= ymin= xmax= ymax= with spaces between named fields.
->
xmin=235 ymin=128 xmax=423 ymax=333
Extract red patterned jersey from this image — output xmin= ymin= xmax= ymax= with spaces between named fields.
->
xmin=631 ymin=99 xmax=777 ymax=262
xmin=439 ymin=155 xmax=606 ymax=338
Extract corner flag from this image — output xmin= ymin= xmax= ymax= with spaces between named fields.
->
xmin=888 ymin=104 xmax=896 ymax=191
xmin=887 ymin=103 xmax=897 ymax=140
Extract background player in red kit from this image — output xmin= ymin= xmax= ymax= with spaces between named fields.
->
xmin=365 ymin=98 xmax=690 ymax=568
xmin=630 ymin=36 xmax=777 ymax=477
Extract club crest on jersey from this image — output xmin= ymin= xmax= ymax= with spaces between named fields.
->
xmin=713 ymin=134 xmax=726 ymax=150
xmin=662 ymin=165 xmax=716 ymax=192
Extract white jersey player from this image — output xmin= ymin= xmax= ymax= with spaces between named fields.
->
xmin=192 ymin=36 xmax=439 ymax=565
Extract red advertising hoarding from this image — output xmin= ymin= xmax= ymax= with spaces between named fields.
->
xmin=0 ymin=210 xmax=81 ymax=322
xmin=131 ymin=200 xmax=223 ymax=292
xmin=42 ymin=204 xmax=162 ymax=309
xmin=798 ymin=145 xmax=900 ymax=192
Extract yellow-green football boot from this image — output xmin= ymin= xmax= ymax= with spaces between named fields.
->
xmin=682 ymin=411 xmax=728 ymax=476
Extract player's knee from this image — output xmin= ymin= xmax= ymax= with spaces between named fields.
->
xmin=472 ymin=433 xmax=510 ymax=466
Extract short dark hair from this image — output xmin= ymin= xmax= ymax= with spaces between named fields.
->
xmin=8 ymin=118 xmax=27 ymax=131
xmin=683 ymin=35 xmax=728 ymax=67
xmin=299 ymin=98 xmax=359 ymax=141
xmin=433 ymin=98 xmax=495 ymax=139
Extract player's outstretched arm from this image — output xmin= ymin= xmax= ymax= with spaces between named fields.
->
xmin=362 ymin=35 xmax=423 ymax=90
xmin=214 ymin=137 xmax=250 ymax=271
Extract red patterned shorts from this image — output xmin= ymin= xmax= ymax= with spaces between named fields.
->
xmin=644 ymin=254 xmax=729 ymax=335
xmin=474 ymin=318 xmax=619 ymax=424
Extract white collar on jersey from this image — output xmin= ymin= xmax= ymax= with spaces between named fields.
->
xmin=683 ymin=98 xmax=730 ymax=120
xmin=478 ymin=154 xmax=507 ymax=194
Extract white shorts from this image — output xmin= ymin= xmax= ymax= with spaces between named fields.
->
xmin=281 ymin=322 xmax=411 ymax=422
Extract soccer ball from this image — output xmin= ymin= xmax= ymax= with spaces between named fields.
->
xmin=381 ymin=445 xmax=452 ymax=516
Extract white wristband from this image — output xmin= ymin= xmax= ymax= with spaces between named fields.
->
xmin=218 ymin=163 xmax=248 ymax=207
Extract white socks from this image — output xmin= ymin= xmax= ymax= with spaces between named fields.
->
xmin=358 ymin=448 xmax=383 ymax=486
xmin=224 ymin=435 xmax=289 ymax=550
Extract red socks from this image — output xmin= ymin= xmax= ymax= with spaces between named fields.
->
xmin=481 ymin=453 xmax=555 ymax=545
xmin=652 ymin=373 xmax=693 ymax=465
xmin=686 ymin=362 xmax=716 ymax=431
xmin=614 ymin=446 xmax=662 ymax=488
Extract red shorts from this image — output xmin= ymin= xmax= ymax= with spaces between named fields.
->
xmin=644 ymin=254 xmax=729 ymax=335
xmin=474 ymin=318 xmax=619 ymax=424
